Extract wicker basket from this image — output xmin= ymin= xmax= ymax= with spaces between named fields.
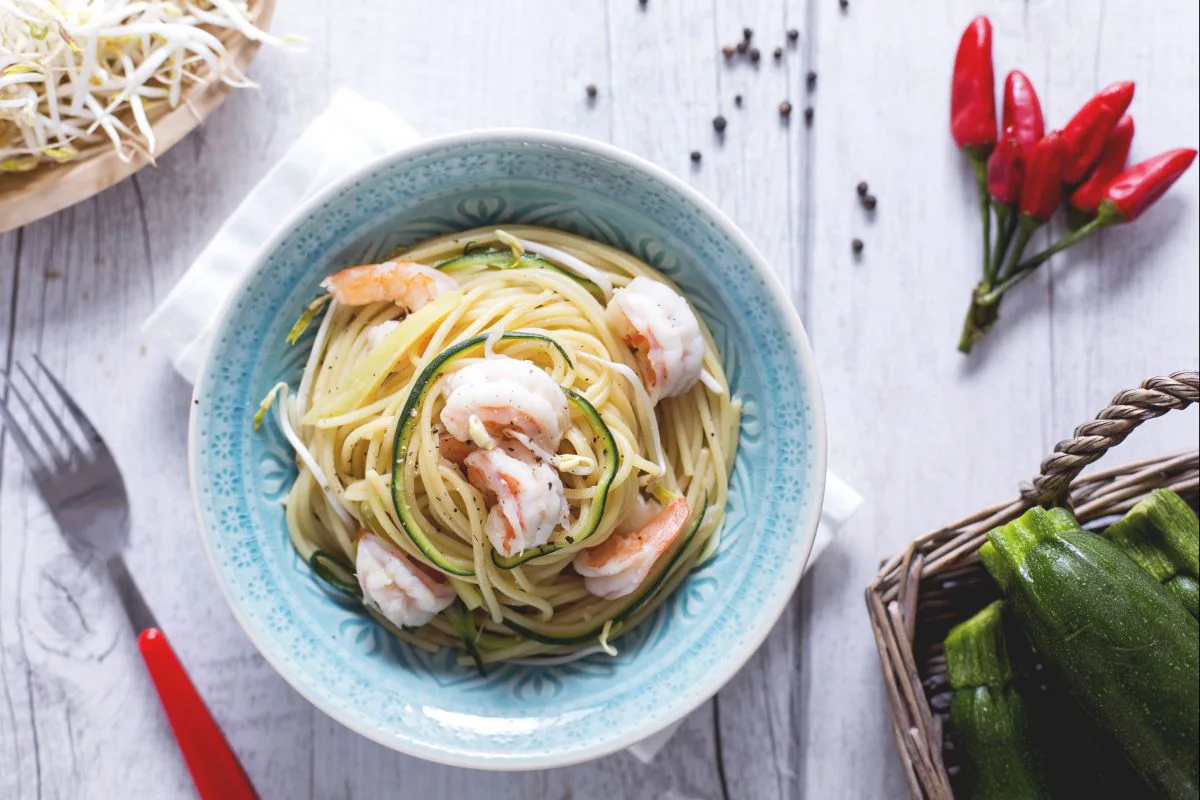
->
xmin=866 ymin=370 xmax=1200 ymax=800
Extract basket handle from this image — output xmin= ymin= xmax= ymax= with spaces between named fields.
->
xmin=1021 ymin=370 xmax=1200 ymax=506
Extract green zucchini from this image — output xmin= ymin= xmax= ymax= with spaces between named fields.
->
xmin=435 ymin=248 xmax=605 ymax=301
xmin=390 ymin=332 xmax=619 ymax=576
xmin=502 ymin=494 xmax=707 ymax=645
xmin=1023 ymin=668 xmax=1155 ymax=799
xmin=445 ymin=601 xmax=487 ymax=675
xmin=992 ymin=596 xmax=1153 ymax=800
xmin=982 ymin=507 xmax=1200 ymax=800
xmin=308 ymin=550 xmax=362 ymax=600
xmin=1104 ymin=489 xmax=1200 ymax=618
xmin=944 ymin=600 xmax=1052 ymax=800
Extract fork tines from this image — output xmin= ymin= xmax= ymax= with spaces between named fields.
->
xmin=0 ymin=356 xmax=102 ymax=473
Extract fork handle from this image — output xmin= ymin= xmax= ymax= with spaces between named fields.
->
xmin=137 ymin=629 xmax=259 ymax=800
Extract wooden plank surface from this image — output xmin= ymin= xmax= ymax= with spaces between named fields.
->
xmin=1 ymin=1 xmax=1196 ymax=798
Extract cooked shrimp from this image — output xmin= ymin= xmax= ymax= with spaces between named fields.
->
xmin=321 ymin=260 xmax=457 ymax=310
xmin=440 ymin=356 xmax=570 ymax=457
xmin=465 ymin=447 xmax=569 ymax=558
xmin=573 ymin=497 xmax=690 ymax=600
xmin=355 ymin=532 xmax=455 ymax=628
xmin=438 ymin=432 xmax=474 ymax=466
xmin=605 ymin=276 xmax=704 ymax=404
xmin=623 ymin=491 xmax=665 ymax=532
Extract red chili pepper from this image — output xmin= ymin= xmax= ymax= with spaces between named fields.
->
xmin=1061 ymin=81 xmax=1135 ymax=184
xmin=1018 ymin=132 xmax=1067 ymax=221
xmin=987 ymin=126 xmax=1025 ymax=204
xmin=950 ymin=16 xmax=997 ymax=155
xmin=1100 ymin=148 xmax=1198 ymax=222
xmin=1002 ymin=70 xmax=1044 ymax=150
xmin=1068 ymin=115 xmax=1135 ymax=213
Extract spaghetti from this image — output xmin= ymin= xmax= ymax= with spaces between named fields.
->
xmin=262 ymin=225 xmax=740 ymax=667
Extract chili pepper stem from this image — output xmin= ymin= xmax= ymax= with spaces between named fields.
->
xmin=1006 ymin=215 xmax=1113 ymax=277
xmin=957 ymin=286 xmax=1002 ymax=354
xmin=958 ymin=212 xmax=1036 ymax=354
xmin=987 ymin=204 xmax=1016 ymax=286
xmin=1065 ymin=206 xmax=1094 ymax=231
xmin=996 ymin=216 xmax=1036 ymax=280
xmin=971 ymin=155 xmax=993 ymax=279
xmin=980 ymin=215 xmax=1112 ymax=305
xmin=979 ymin=265 xmax=1037 ymax=306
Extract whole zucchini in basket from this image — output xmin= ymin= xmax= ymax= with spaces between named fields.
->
xmin=1104 ymin=489 xmax=1200 ymax=618
xmin=980 ymin=507 xmax=1200 ymax=800
xmin=944 ymin=601 xmax=1051 ymax=800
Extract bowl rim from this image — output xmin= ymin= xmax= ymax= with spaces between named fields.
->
xmin=188 ymin=126 xmax=827 ymax=770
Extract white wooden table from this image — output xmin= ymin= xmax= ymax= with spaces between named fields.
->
xmin=2 ymin=2 xmax=1197 ymax=798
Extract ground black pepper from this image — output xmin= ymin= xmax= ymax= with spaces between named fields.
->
xmin=773 ymin=46 xmax=783 ymax=60
xmin=856 ymin=181 xmax=868 ymax=197
xmin=736 ymin=40 xmax=748 ymax=54
xmin=778 ymin=100 xmax=793 ymax=117
xmin=585 ymin=84 xmax=597 ymax=98
xmin=734 ymin=94 xmax=743 ymax=107
xmin=787 ymin=28 xmax=799 ymax=42
xmin=743 ymin=27 xmax=753 ymax=41
xmin=839 ymin=0 xmax=849 ymax=9
xmin=690 ymin=150 xmax=702 ymax=163
xmin=806 ymin=70 xmax=817 ymax=89
xmin=852 ymin=238 xmax=864 ymax=254
xmin=713 ymin=115 xmax=727 ymax=133
xmin=862 ymin=194 xmax=877 ymax=211
xmin=749 ymin=47 xmax=761 ymax=63
xmin=722 ymin=44 xmax=736 ymax=59
xmin=804 ymin=105 xmax=814 ymax=125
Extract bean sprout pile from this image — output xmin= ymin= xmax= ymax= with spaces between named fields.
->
xmin=0 ymin=0 xmax=282 ymax=172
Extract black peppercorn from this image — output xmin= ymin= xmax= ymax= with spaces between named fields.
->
xmin=734 ymin=94 xmax=743 ymax=107
xmin=787 ymin=28 xmax=799 ymax=42
xmin=863 ymin=194 xmax=877 ymax=211
xmin=804 ymin=105 xmax=814 ymax=125
xmin=778 ymin=100 xmax=793 ymax=117
xmin=852 ymin=238 xmax=864 ymax=254
xmin=713 ymin=115 xmax=727 ymax=133
xmin=856 ymin=181 xmax=868 ymax=197
xmin=690 ymin=150 xmax=702 ymax=163
xmin=806 ymin=70 xmax=817 ymax=89
xmin=585 ymin=84 xmax=597 ymax=98
xmin=749 ymin=47 xmax=761 ymax=63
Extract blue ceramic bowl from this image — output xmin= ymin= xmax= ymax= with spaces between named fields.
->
xmin=190 ymin=130 xmax=826 ymax=769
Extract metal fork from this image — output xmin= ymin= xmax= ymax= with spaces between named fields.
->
xmin=0 ymin=357 xmax=258 ymax=800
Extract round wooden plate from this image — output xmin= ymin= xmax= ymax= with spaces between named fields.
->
xmin=0 ymin=0 xmax=276 ymax=234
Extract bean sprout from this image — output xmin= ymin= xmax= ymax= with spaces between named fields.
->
xmin=0 ymin=0 xmax=290 ymax=171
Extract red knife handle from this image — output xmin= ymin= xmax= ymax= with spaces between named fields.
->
xmin=137 ymin=629 xmax=259 ymax=800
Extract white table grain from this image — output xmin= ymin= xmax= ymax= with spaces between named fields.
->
xmin=1 ymin=2 xmax=1197 ymax=798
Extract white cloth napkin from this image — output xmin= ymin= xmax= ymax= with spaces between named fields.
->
xmin=144 ymin=88 xmax=863 ymax=763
